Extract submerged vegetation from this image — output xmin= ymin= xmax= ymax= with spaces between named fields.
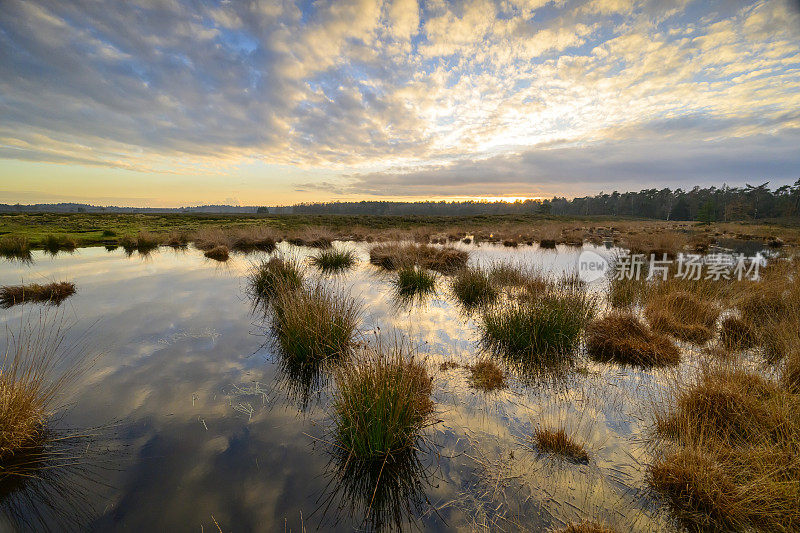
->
xmin=0 ymin=282 xmax=76 ymax=308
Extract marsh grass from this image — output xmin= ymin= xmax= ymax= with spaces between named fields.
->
xmin=487 ymin=263 xmax=528 ymax=288
xmin=310 ymin=248 xmax=358 ymax=273
xmin=332 ymin=343 xmax=434 ymax=459
xmin=467 ymin=359 xmax=506 ymax=391
xmin=555 ymin=522 xmax=617 ymax=533
xmin=586 ymin=312 xmax=680 ymax=367
xmin=451 ymin=267 xmax=498 ymax=309
xmin=203 ymin=245 xmax=229 ymax=261
xmin=369 ymin=243 xmax=468 ymax=274
xmin=248 ymin=256 xmax=304 ymax=300
xmin=0 ymin=282 xmax=76 ymax=309
xmin=649 ymin=365 xmax=800 ymax=531
xmin=0 ymin=236 xmax=31 ymax=262
xmin=480 ymin=287 xmax=595 ymax=363
xmin=1 ymin=311 xmax=91 ymax=465
xmin=392 ymin=266 xmax=437 ymax=299
xmin=644 ymin=290 xmax=719 ymax=344
xmin=42 ymin=235 xmax=76 ymax=255
xmin=271 ymin=283 xmax=362 ymax=365
xmin=120 ymin=231 xmax=161 ymax=256
xmin=533 ymin=426 xmax=589 ymax=463
xmin=718 ymin=315 xmax=756 ymax=351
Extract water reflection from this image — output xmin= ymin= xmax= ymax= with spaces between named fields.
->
xmin=316 ymin=443 xmax=438 ymax=532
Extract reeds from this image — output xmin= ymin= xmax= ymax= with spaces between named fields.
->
xmin=0 ymin=282 xmax=76 ymax=308
xmin=309 ymin=249 xmax=358 ymax=273
xmin=533 ymin=426 xmax=590 ymax=463
xmin=451 ymin=267 xmax=498 ymax=309
xmin=467 ymin=359 xmax=506 ymax=391
xmin=271 ymin=283 xmax=362 ymax=365
xmin=586 ymin=311 xmax=680 ymax=367
xmin=42 ymin=235 xmax=76 ymax=255
xmin=119 ymin=231 xmax=161 ymax=255
xmin=248 ymin=257 xmax=304 ymax=300
xmin=332 ymin=343 xmax=434 ymax=459
xmin=480 ymin=288 xmax=594 ymax=362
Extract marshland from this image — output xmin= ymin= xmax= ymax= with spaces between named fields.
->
xmin=1 ymin=218 xmax=800 ymax=532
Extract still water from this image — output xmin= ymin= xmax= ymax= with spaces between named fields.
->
xmin=0 ymin=243 xmax=678 ymax=532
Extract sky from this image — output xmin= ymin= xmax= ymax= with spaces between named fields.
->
xmin=1 ymin=0 xmax=799 ymax=207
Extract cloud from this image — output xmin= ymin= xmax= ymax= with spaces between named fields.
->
xmin=0 ymin=0 xmax=798 ymax=198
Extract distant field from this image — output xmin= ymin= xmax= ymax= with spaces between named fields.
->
xmin=1 ymin=211 xmax=799 ymax=250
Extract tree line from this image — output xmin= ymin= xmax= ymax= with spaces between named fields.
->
xmin=290 ymin=181 xmax=800 ymax=221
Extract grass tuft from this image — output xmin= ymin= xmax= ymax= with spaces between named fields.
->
xmin=586 ymin=311 xmax=680 ymax=367
xmin=248 ymin=257 xmax=304 ymax=300
xmin=203 ymin=245 xmax=229 ymax=261
xmin=554 ymin=521 xmax=617 ymax=533
xmin=309 ymin=248 xmax=358 ymax=273
xmin=533 ymin=426 xmax=589 ymax=463
xmin=480 ymin=288 xmax=594 ymax=362
xmin=0 ymin=282 xmax=76 ymax=309
xmin=271 ymin=283 xmax=361 ymax=365
xmin=332 ymin=343 xmax=434 ymax=459
xmin=0 ymin=236 xmax=31 ymax=261
xmin=451 ymin=267 xmax=498 ymax=309
xmin=467 ymin=359 xmax=506 ymax=391
xmin=719 ymin=315 xmax=756 ymax=351
xmin=644 ymin=290 xmax=719 ymax=344
xmin=369 ymin=243 xmax=468 ymax=274
xmin=392 ymin=266 xmax=436 ymax=299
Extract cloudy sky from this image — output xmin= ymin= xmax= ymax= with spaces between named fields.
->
xmin=1 ymin=0 xmax=799 ymax=206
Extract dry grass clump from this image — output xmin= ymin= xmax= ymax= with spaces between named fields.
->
xmin=481 ymin=287 xmax=594 ymax=362
xmin=369 ymin=243 xmax=468 ymax=274
xmin=554 ymin=521 xmax=617 ymax=533
xmin=119 ymin=231 xmax=162 ymax=255
xmin=533 ymin=426 xmax=590 ymax=463
xmin=623 ymin=231 xmax=687 ymax=258
xmin=0 ymin=282 xmax=76 ymax=308
xmin=1 ymin=313 xmax=88 ymax=467
xmin=228 ymin=228 xmax=277 ymax=253
xmin=286 ymin=230 xmax=333 ymax=249
xmin=166 ymin=231 xmax=189 ymax=248
xmin=248 ymin=257 xmax=304 ymax=300
xmin=392 ymin=266 xmax=437 ymax=299
xmin=586 ymin=312 xmax=680 ymax=367
xmin=467 ymin=359 xmax=506 ymax=391
xmin=451 ymin=267 xmax=498 ymax=309
xmin=203 ymin=245 xmax=229 ymax=261
xmin=309 ymin=248 xmax=358 ymax=273
xmin=332 ymin=344 xmax=434 ymax=459
xmin=644 ymin=291 xmax=719 ymax=344
xmin=718 ymin=316 xmax=756 ymax=351
xmin=539 ymin=239 xmax=557 ymax=249
xmin=271 ymin=283 xmax=362 ymax=365
xmin=650 ymin=365 xmax=800 ymax=530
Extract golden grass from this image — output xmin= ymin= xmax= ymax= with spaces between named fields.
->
xmin=649 ymin=364 xmax=800 ymax=531
xmin=533 ymin=426 xmax=590 ymax=463
xmin=1 ymin=313 xmax=88 ymax=463
xmin=203 ymin=245 xmax=229 ymax=261
xmin=644 ymin=290 xmax=719 ymax=344
xmin=586 ymin=311 xmax=680 ymax=367
xmin=369 ymin=243 xmax=468 ymax=274
xmin=718 ymin=316 xmax=756 ymax=351
xmin=0 ymin=282 xmax=76 ymax=308
xmin=554 ymin=522 xmax=617 ymax=533
xmin=467 ymin=359 xmax=506 ymax=391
